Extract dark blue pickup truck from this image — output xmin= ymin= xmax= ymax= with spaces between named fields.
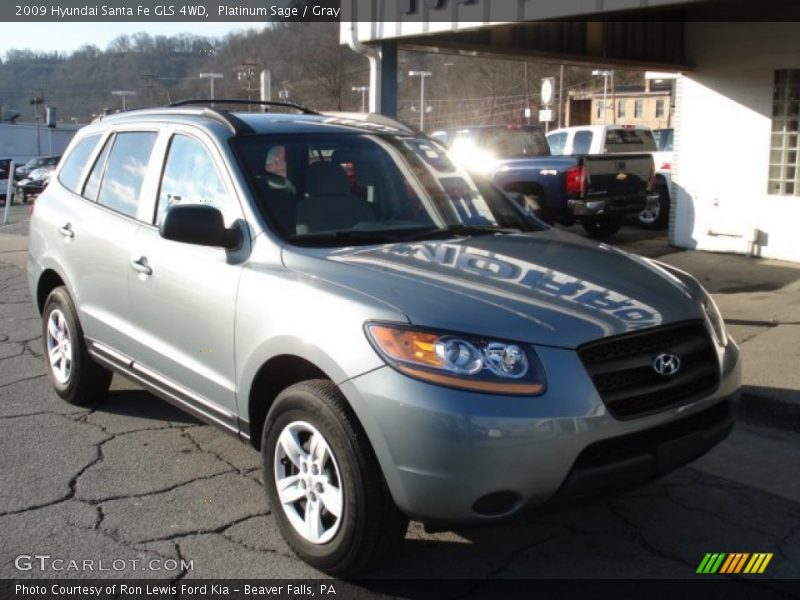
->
xmin=432 ymin=125 xmax=658 ymax=238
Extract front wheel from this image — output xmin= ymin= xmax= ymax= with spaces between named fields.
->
xmin=262 ymin=380 xmax=407 ymax=576
xmin=581 ymin=216 xmax=624 ymax=239
xmin=42 ymin=287 xmax=112 ymax=406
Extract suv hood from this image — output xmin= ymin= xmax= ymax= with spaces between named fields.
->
xmin=281 ymin=229 xmax=704 ymax=349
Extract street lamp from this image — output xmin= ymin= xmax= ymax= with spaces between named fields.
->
xmin=199 ymin=73 xmax=224 ymax=103
xmin=409 ymin=70 xmax=432 ymax=131
xmin=592 ymin=69 xmax=614 ymax=124
xmin=352 ymin=85 xmax=369 ymax=113
xmin=111 ymin=90 xmax=136 ymax=111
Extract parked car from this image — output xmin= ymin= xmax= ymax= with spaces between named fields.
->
xmin=0 ymin=158 xmax=15 ymax=201
xmin=16 ymin=166 xmax=54 ymax=204
xmin=440 ymin=124 xmax=659 ymax=238
xmin=28 ymin=102 xmax=740 ymax=576
xmin=546 ymin=125 xmax=670 ymax=229
xmin=15 ymin=154 xmax=61 ymax=179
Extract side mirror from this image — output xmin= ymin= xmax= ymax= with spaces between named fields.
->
xmin=159 ymin=204 xmax=242 ymax=249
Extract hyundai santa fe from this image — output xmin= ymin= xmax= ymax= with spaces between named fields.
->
xmin=27 ymin=101 xmax=741 ymax=576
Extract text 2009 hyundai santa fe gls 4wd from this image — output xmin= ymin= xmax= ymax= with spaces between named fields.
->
xmin=27 ymin=102 xmax=740 ymax=576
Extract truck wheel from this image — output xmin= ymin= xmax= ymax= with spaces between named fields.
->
xmin=581 ymin=217 xmax=624 ymax=239
xmin=42 ymin=287 xmax=112 ymax=406
xmin=637 ymin=185 xmax=670 ymax=229
xmin=262 ymin=380 xmax=408 ymax=576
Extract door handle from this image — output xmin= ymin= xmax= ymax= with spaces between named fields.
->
xmin=130 ymin=256 xmax=153 ymax=276
xmin=58 ymin=223 xmax=74 ymax=239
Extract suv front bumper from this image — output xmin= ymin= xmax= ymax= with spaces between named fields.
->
xmin=340 ymin=340 xmax=741 ymax=523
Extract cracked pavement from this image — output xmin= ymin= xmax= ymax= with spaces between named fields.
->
xmin=0 ymin=222 xmax=799 ymax=586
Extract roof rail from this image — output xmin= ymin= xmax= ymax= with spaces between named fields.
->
xmin=91 ymin=105 xmax=255 ymax=135
xmin=169 ymin=99 xmax=320 ymax=115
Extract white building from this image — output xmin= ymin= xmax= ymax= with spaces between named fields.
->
xmin=0 ymin=122 xmax=81 ymax=164
xmin=341 ymin=1 xmax=800 ymax=262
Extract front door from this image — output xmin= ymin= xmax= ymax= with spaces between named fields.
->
xmin=127 ymin=131 xmax=249 ymax=427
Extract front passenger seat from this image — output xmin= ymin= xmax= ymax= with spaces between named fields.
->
xmin=295 ymin=162 xmax=375 ymax=234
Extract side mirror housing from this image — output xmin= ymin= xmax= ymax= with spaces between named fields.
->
xmin=159 ymin=204 xmax=241 ymax=249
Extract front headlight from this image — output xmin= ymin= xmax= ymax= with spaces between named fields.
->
xmin=365 ymin=322 xmax=547 ymax=395
xmin=702 ymin=292 xmax=728 ymax=347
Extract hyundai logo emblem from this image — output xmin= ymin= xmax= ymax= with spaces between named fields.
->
xmin=653 ymin=353 xmax=681 ymax=376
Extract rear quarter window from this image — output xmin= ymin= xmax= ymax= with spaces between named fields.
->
xmin=604 ymin=129 xmax=658 ymax=153
xmin=58 ymin=135 xmax=101 ymax=193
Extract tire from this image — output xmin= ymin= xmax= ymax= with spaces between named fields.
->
xmin=262 ymin=380 xmax=408 ymax=576
xmin=16 ymin=188 xmax=25 ymax=204
xmin=42 ymin=287 xmax=112 ymax=406
xmin=581 ymin=216 xmax=624 ymax=239
xmin=637 ymin=185 xmax=670 ymax=229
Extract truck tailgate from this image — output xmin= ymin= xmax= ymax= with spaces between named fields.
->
xmin=584 ymin=153 xmax=653 ymax=198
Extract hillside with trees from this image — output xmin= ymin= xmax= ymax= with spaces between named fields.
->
xmin=0 ymin=22 xmax=643 ymax=130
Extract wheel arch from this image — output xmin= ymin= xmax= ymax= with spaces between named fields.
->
xmin=36 ymin=268 xmax=67 ymax=315
xmin=246 ymin=354 xmax=334 ymax=451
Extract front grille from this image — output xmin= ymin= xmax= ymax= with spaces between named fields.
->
xmin=578 ymin=320 xmax=720 ymax=419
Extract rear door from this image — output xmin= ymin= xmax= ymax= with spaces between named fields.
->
xmin=48 ymin=130 xmax=159 ymax=353
xmin=126 ymin=128 xmax=250 ymax=424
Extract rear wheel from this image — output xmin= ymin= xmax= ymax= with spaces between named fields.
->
xmin=42 ymin=287 xmax=112 ymax=406
xmin=637 ymin=184 xmax=670 ymax=229
xmin=16 ymin=188 xmax=25 ymax=204
xmin=262 ymin=380 xmax=407 ymax=576
xmin=581 ymin=216 xmax=624 ymax=239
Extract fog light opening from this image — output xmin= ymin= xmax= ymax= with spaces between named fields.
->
xmin=472 ymin=491 xmax=522 ymax=516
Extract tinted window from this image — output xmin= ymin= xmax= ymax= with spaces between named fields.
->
xmin=82 ymin=137 xmax=112 ymax=201
xmin=604 ymin=129 xmax=658 ymax=153
xmin=477 ymin=127 xmax=550 ymax=159
xmin=573 ymin=130 xmax=594 ymax=154
xmin=58 ymin=135 xmax=100 ymax=193
xmin=156 ymin=135 xmax=229 ymax=226
xmin=97 ymin=132 xmax=157 ymax=218
xmin=653 ymin=129 xmax=674 ymax=152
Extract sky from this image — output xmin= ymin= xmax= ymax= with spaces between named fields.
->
xmin=0 ymin=22 xmax=262 ymax=58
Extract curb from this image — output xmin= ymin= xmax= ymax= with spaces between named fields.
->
xmin=737 ymin=389 xmax=800 ymax=432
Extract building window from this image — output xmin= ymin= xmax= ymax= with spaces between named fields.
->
xmin=769 ymin=69 xmax=800 ymax=196
xmin=634 ymin=100 xmax=643 ymax=119
xmin=656 ymin=99 xmax=665 ymax=118
xmin=596 ymin=101 xmax=605 ymax=119
xmin=618 ymin=100 xmax=626 ymax=119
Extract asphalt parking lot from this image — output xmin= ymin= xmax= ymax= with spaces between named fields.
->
xmin=0 ymin=212 xmax=798 ymax=587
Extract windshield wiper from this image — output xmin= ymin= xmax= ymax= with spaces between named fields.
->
xmin=401 ymin=224 xmax=520 ymax=241
xmin=286 ymin=231 xmax=403 ymax=247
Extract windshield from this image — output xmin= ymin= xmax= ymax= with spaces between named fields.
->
xmin=234 ymin=133 xmax=541 ymax=246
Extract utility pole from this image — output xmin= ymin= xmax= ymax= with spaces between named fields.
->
xmin=111 ymin=90 xmax=136 ymax=111
xmin=524 ymin=63 xmax=531 ymax=125
xmin=235 ymin=61 xmax=258 ymax=110
xmin=558 ymin=64 xmax=564 ymax=129
xmin=592 ymin=70 xmax=613 ymax=124
xmin=352 ymin=86 xmax=369 ymax=112
xmin=142 ymin=74 xmax=159 ymax=106
xmin=199 ymin=73 xmax=224 ymax=105
xmin=409 ymin=70 xmax=432 ymax=132
xmin=29 ymin=90 xmax=44 ymax=156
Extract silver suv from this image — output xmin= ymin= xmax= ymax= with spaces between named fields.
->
xmin=28 ymin=101 xmax=741 ymax=575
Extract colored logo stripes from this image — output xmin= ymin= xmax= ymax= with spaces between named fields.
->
xmin=696 ymin=553 xmax=773 ymax=574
